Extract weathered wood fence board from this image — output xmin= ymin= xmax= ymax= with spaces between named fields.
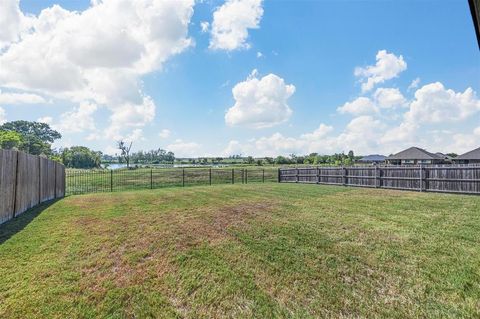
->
xmin=0 ymin=150 xmax=17 ymax=224
xmin=0 ymin=150 xmax=65 ymax=225
xmin=279 ymin=165 xmax=480 ymax=195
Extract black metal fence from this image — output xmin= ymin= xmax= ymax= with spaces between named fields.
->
xmin=279 ymin=165 xmax=480 ymax=195
xmin=66 ymin=167 xmax=278 ymax=195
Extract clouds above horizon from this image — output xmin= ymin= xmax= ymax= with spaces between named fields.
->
xmin=225 ymin=70 xmax=295 ymax=128
xmin=0 ymin=1 xmax=478 ymax=157
xmin=222 ymin=49 xmax=480 ymax=157
xmin=355 ymin=50 xmax=407 ymax=92
xmin=0 ymin=0 xmax=195 ymax=141
xmin=208 ymin=0 xmax=263 ymax=51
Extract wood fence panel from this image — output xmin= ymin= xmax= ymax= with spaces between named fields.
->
xmin=14 ymin=152 xmax=40 ymax=217
xmin=55 ymin=163 xmax=65 ymax=198
xmin=279 ymin=165 xmax=480 ymax=195
xmin=0 ymin=150 xmax=17 ymax=224
xmin=39 ymin=157 xmax=56 ymax=202
xmin=0 ymin=150 xmax=65 ymax=225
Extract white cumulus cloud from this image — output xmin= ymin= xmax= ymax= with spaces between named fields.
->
xmin=355 ymin=50 xmax=407 ymax=92
xmin=167 ymin=139 xmax=202 ymax=157
xmin=56 ymin=102 xmax=98 ymax=133
xmin=0 ymin=107 xmax=6 ymax=124
xmin=0 ymin=0 xmax=195 ymax=140
xmin=405 ymin=82 xmax=480 ymax=124
xmin=373 ymin=87 xmax=406 ymax=109
xmin=337 ymin=97 xmax=378 ymax=115
xmin=159 ymin=129 xmax=171 ymax=138
xmin=225 ymin=70 xmax=295 ymax=128
xmin=0 ymin=89 xmax=46 ymax=105
xmin=209 ymin=0 xmax=263 ymax=51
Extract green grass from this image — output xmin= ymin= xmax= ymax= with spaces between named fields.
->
xmin=1 ymin=183 xmax=479 ymax=318
xmin=66 ymin=167 xmax=278 ymax=195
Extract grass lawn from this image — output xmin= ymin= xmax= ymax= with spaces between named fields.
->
xmin=0 ymin=183 xmax=479 ymax=318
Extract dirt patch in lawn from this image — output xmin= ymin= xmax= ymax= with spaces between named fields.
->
xmin=73 ymin=199 xmax=277 ymax=305
xmin=163 ymin=201 xmax=276 ymax=250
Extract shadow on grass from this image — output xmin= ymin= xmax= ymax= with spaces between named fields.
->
xmin=0 ymin=199 xmax=59 ymax=245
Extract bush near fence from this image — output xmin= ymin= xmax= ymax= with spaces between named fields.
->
xmin=0 ymin=150 xmax=65 ymax=225
xmin=66 ymin=167 xmax=278 ymax=195
xmin=279 ymin=165 xmax=480 ymax=195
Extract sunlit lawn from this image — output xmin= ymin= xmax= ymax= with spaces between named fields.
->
xmin=0 ymin=183 xmax=479 ymax=318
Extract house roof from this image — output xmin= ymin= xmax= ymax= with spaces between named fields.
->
xmin=386 ymin=147 xmax=444 ymax=160
xmin=455 ymin=147 xmax=480 ymax=160
xmin=358 ymin=154 xmax=386 ymax=162
xmin=435 ymin=152 xmax=452 ymax=160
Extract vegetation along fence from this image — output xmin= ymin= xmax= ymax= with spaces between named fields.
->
xmin=0 ymin=149 xmax=65 ymax=225
xmin=279 ymin=165 xmax=480 ymax=195
xmin=66 ymin=167 xmax=278 ymax=195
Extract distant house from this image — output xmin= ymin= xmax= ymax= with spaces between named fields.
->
xmin=435 ymin=152 xmax=453 ymax=163
xmin=357 ymin=154 xmax=386 ymax=164
xmin=386 ymin=147 xmax=446 ymax=165
xmin=453 ymin=147 xmax=480 ymax=164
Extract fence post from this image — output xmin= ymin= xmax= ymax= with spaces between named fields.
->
xmin=374 ymin=165 xmax=378 ymax=188
xmin=262 ymin=169 xmax=265 ymax=183
xmin=232 ymin=168 xmax=234 ymax=184
xmin=343 ymin=167 xmax=347 ymax=186
xmin=277 ymin=168 xmax=281 ymax=183
xmin=245 ymin=169 xmax=248 ymax=184
xmin=296 ymin=168 xmax=299 ymax=183
xmin=12 ymin=151 xmax=19 ymax=219
xmin=317 ymin=167 xmax=320 ymax=184
xmin=150 ymin=169 xmax=153 ymax=189
xmin=110 ymin=170 xmax=113 ymax=192
xmin=419 ymin=165 xmax=424 ymax=192
xmin=209 ymin=168 xmax=212 ymax=185
xmin=182 ymin=168 xmax=185 ymax=187
xmin=242 ymin=169 xmax=244 ymax=184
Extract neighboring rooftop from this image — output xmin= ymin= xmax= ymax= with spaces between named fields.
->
xmin=386 ymin=147 xmax=444 ymax=160
xmin=358 ymin=155 xmax=387 ymax=162
xmin=455 ymin=147 xmax=480 ymax=160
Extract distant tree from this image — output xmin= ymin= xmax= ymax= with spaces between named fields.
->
xmin=245 ymin=156 xmax=255 ymax=164
xmin=61 ymin=146 xmax=102 ymax=169
xmin=256 ymin=159 xmax=263 ymax=166
xmin=0 ymin=130 xmax=23 ymax=149
xmin=275 ymin=156 xmax=291 ymax=165
xmin=446 ymin=153 xmax=458 ymax=158
xmin=117 ymin=140 xmax=133 ymax=168
xmin=264 ymin=157 xmax=274 ymax=165
xmin=348 ymin=150 xmax=354 ymax=160
xmin=0 ymin=120 xmax=61 ymax=155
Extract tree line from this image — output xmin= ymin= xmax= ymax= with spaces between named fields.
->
xmin=0 ymin=120 xmax=177 ymax=169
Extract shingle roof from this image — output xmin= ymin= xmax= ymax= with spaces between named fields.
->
xmin=358 ymin=154 xmax=387 ymax=162
xmin=455 ymin=147 xmax=480 ymax=160
xmin=386 ymin=147 xmax=444 ymax=160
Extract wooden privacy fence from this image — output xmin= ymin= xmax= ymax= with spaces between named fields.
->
xmin=278 ymin=165 xmax=480 ymax=195
xmin=0 ymin=149 xmax=65 ymax=225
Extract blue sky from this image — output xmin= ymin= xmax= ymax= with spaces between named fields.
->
xmin=0 ymin=0 xmax=479 ymax=157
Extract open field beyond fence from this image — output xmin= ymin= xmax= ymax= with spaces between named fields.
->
xmin=66 ymin=167 xmax=278 ymax=195
xmin=0 ymin=183 xmax=479 ymax=318
xmin=280 ymin=165 xmax=480 ymax=195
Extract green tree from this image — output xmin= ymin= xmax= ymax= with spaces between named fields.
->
xmin=0 ymin=130 xmax=23 ymax=149
xmin=61 ymin=146 xmax=102 ymax=169
xmin=0 ymin=121 xmax=61 ymax=155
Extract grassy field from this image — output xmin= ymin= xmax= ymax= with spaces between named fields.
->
xmin=66 ymin=167 xmax=278 ymax=195
xmin=0 ymin=183 xmax=479 ymax=318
